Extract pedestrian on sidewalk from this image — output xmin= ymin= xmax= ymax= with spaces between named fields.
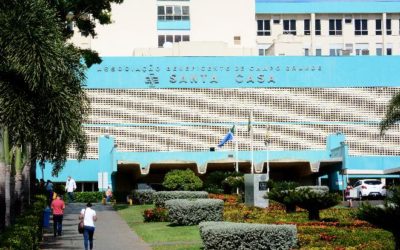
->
xmin=80 ymin=202 xmax=97 ymax=250
xmin=105 ymin=186 xmax=113 ymax=203
xmin=51 ymin=194 xmax=65 ymax=237
xmin=65 ymin=176 xmax=77 ymax=203
xmin=45 ymin=180 xmax=54 ymax=206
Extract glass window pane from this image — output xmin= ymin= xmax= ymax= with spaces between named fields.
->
xmin=257 ymin=20 xmax=263 ymax=30
xmin=182 ymin=35 xmax=190 ymax=41
xmin=166 ymin=35 xmax=173 ymax=43
xmin=158 ymin=6 xmax=165 ymax=15
xmin=174 ymin=6 xmax=182 ymax=15
xmin=158 ymin=35 xmax=165 ymax=47
xmin=182 ymin=6 xmax=189 ymax=15
xmin=166 ymin=6 xmax=173 ymax=14
xmin=174 ymin=35 xmax=181 ymax=42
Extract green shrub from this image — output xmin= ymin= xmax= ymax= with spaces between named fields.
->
xmin=204 ymin=171 xmax=244 ymax=194
xmin=357 ymin=185 xmax=400 ymax=250
xmin=166 ymin=199 xmax=223 ymax=226
xmin=294 ymin=186 xmax=340 ymax=220
xmin=199 ymin=221 xmax=297 ymax=250
xmin=132 ymin=189 xmax=155 ymax=204
xmin=143 ymin=207 xmax=168 ymax=222
xmin=0 ymin=195 xmax=47 ymax=250
xmin=162 ymin=169 xmax=203 ymax=191
xmin=265 ymin=181 xmax=299 ymax=213
xmin=74 ymin=192 xmax=103 ymax=203
xmin=153 ymin=191 xmax=208 ymax=208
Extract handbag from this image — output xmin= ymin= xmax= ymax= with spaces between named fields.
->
xmin=78 ymin=208 xmax=86 ymax=234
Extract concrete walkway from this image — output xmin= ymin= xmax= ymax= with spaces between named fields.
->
xmin=40 ymin=203 xmax=152 ymax=250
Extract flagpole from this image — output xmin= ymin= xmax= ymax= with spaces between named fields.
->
xmin=235 ymin=123 xmax=238 ymax=173
xmin=250 ymin=111 xmax=254 ymax=173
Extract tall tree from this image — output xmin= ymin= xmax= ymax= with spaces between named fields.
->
xmin=0 ymin=0 xmax=88 ymax=227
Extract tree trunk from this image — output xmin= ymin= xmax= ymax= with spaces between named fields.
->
xmin=0 ymin=162 xmax=5 ymax=231
xmin=14 ymin=145 xmax=23 ymax=214
xmin=308 ymin=209 xmax=320 ymax=221
xmin=5 ymin=164 xmax=11 ymax=227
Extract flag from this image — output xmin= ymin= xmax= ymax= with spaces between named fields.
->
xmin=248 ymin=111 xmax=253 ymax=132
xmin=218 ymin=125 xmax=235 ymax=147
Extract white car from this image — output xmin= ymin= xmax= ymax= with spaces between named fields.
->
xmin=353 ymin=179 xmax=386 ymax=199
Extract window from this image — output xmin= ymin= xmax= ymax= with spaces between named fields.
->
xmin=355 ymin=19 xmax=368 ymax=35
xmin=258 ymin=44 xmax=272 ymax=56
xmin=387 ymin=43 xmax=393 ymax=55
xmin=386 ymin=19 xmax=392 ymax=35
xmin=234 ymin=36 xmax=241 ymax=45
xmin=315 ymin=19 xmax=321 ymax=35
xmin=355 ymin=43 xmax=369 ymax=55
xmin=376 ymin=19 xmax=382 ymax=35
xmin=329 ymin=44 xmax=342 ymax=56
xmin=376 ymin=43 xmax=383 ymax=55
xmin=315 ymin=48 xmax=322 ymax=56
xmin=304 ymin=48 xmax=310 ymax=56
xmin=304 ymin=19 xmax=310 ymax=35
xmin=158 ymin=5 xmax=190 ymax=20
xmin=329 ymin=19 xmax=342 ymax=35
xmin=257 ymin=20 xmax=271 ymax=36
xmin=158 ymin=34 xmax=189 ymax=47
xmin=283 ymin=20 xmax=296 ymax=35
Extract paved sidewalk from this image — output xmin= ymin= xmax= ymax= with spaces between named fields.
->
xmin=41 ymin=203 xmax=152 ymax=250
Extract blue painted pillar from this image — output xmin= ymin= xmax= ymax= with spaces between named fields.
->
xmin=98 ymin=136 xmax=116 ymax=191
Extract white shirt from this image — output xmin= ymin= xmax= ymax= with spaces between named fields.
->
xmin=81 ymin=208 xmax=96 ymax=227
xmin=65 ymin=178 xmax=76 ymax=192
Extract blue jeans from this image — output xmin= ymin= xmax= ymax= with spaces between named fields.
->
xmin=83 ymin=226 xmax=95 ymax=250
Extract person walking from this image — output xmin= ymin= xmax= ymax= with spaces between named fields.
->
xmin=51 ymin=194 xmax=65 ymax=237
xmin=80 ymin=202 xmax=97 ymax=250
xmin=105 ymin=186 xmax=113 ymax=203
xmin=45 ymin=180 xmax=54 ymax=206
xmin=65 ymin=176 xmax=77 ymax=203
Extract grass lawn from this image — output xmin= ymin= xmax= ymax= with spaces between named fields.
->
xmin=115 ymin=204 xmax=203 ymax=250
xmin=115 ymin=203 xmax=393 ymax=250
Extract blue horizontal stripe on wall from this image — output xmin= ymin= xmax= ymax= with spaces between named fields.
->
xmin=86 ymin=56 xmax=400 ymax=89
xmin=157 ymin=20 xmax=190 ymax=30
xmin=256 ymin=1 xmax=400 ymax=13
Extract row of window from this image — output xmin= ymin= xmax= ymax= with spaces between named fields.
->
xmin=158 ymin=34 xmax=190 ymax=48
xmin=157 ymin=5 xmax=190 ymax=20
xmin=257 ymin=19 xmax=398 ymax=36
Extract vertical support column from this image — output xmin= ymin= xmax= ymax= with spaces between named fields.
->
xmin=383 ymin=13 xmax=387 ymax=55
xmin=98 ymin=136 xmax=116 ymax=191
xmin=310 ymin=13 xmax=316 ymax=56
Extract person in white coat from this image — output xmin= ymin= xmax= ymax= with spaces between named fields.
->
xmin=65 ymin=176 xmax=76 ymax=202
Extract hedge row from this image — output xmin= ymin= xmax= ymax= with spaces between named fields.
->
xmin=199 ymin=221 xmax=297 ymax=250
xmin=154 ymin=191 xmax=208 ymax=208
xmin=132 ymin=190 xmax=155 ymax=204
xmin=165 ymin=199 xmax=223 ymax=225
xmin=0 ymin=195 xmax=47 ymax=250
xmin=74 ymin=192 xmax=103 ymax=203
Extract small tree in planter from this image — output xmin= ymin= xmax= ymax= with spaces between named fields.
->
xmin=294 ymin=186 xmax=340 ymax=220
xmin=162 ymin=169 xmax=203 ymax=191
xmin=357 ymin=186 xmax=400 ymax=250
xmin=265 ymin=181 xmax=299 ymax=213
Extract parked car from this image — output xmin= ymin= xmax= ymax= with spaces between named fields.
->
xmin=353 ymin=179 xmax=386 ymax=199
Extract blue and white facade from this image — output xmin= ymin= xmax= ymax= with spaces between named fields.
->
xmin=42 ymin=0 xmax=400 ymax=192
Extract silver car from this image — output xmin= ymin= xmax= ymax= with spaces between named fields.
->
xmin=353 ymin=179 xmax=386 ymax=199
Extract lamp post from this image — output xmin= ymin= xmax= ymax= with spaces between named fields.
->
xmin=264 ymin=132 xmax=271 ymax=177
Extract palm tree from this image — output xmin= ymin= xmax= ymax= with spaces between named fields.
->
xmin=0 ymin=0 xmax=88 ymax=227
xmin=380 ymin=93 xmax=400 ymax=134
